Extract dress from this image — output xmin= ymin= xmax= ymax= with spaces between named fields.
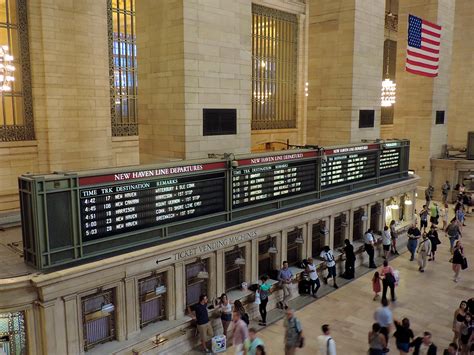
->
xmin=372 ymin=277 xmax=381 ymax=293
xmin=452 ymin=248 xmax=464 ymax=265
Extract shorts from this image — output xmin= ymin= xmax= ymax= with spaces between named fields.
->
xmin=383 ymin=244 xmax=390 ymax=251
xmin=221 ymin=313 xmax=232 ymax=322
xmin=420 ymin=220 xmax=428 ymax=228
xmin=396 ymin=342 xmax=410 ymax=352
xmin=327 ymin=265 xmax=336 ymax=277
xmin=197 ymin=322 xmax=213 ymax=343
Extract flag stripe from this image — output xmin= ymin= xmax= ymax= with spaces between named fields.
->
xmin=407 ymin=54 xmax=439 ymax=66
xmin=422 ymin=28 xmax=441 ymax=38
xmin=422 ymin=19 xmax=442 ymax=31
xmin=406 ymin=67 xmax=438 ymax=77
xmin=406 ymin=63 xmax=438 ymax=75
xmin=422 ymin=37 xmax=440 ymax=46
xmin=419 ymin=45 xmax=439 ymax=54
xmin=406 ymin=58 xmax=438 ymax=70
xmin=407 ymin=49 xmax=439 ymax=62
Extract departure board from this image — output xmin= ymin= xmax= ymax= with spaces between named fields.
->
xmin=321 ymin=145 xmax=378 ymax=188
xmin=380 ymin=147 xmax=401 ymax=175
xmin=78 ymin=166 xmax=226 ymax=241
xmin=232 ymin=152 xmax=318 ymax=208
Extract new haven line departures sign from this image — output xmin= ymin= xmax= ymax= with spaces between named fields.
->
xmin=18 ymin=140 xmax=410 ymax=270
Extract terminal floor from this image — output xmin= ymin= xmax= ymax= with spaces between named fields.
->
xmin=188 ymin=212 xmax=474 ymax=354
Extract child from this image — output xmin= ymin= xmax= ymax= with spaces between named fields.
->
xmin=372 ymin=271 xmax=381 ymax=301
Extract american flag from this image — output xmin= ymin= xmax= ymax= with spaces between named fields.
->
xmin=406 ymin=14 xmax=442 ymax=77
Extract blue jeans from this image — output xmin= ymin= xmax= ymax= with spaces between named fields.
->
xmin=449 ymin=236 xmax=458 ymax=250
xmin=407 ymin=239 xmax=418 ymax=258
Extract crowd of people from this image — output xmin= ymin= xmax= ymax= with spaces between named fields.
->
xmin=187 ymin=188 xmax=470 ymax=354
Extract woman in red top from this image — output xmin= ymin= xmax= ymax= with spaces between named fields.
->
xmin=380 ymin=260 xmax=396 ymax=302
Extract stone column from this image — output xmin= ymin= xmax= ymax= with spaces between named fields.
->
xmin=63 ymin=295 xmax=80 ymax=354
xmin=306 ymin=222 xmax=313 ymax=259
xmin=392 ymin=0 xmax=455 ymax=185
xmin=28 ymin=0 xmax=113 ymax=172
xmin=215 ymin=250 xmax=225 ymax=297
xmin=281 ymin=229 xmax=288 ymax=264
xmin=37 ymin=299 xmax=67 ymax=355
xmin=124 ymin=277 xmax=139 ymax=338
xmin=348 ymin=208 xmax=355 ymax=241
xmin=136 ymin=0 xmax=251 ymax=163
xmin=174 ymin=262 xmax=185 ymax=318
xmin=251 ymin=238 xmax=259 ymax=284
xmin=328 ymin=215 xmax=335 ymax=249
xmin=447 ymin=0 xmax=474 ymax=147
xmin=307 ymin=0 xmax=384 ymax=146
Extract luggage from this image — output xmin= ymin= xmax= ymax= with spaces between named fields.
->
xmin=212 ymin=335 xmax=227 ymax=353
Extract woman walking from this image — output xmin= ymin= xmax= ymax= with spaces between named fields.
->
xmin=453 ymin=301 xmax=468 ymax=346
xmin=380 ymin=260 xmax=396 ymax=302
xmin=258 ymin=275 xmax=271 ymax=326
xmin=452 ymin=240 xmax=465 ymax=282
xmin=427 ymin=225 xmax=441 ymax=261
xmin=459 ymin=313 xmax=473 ymax=354
xmin=368 ymin=323 xmax=387 ymax=355
xmin=390 ymin=220 xmax=399 ymax=255
xmin=382 ymin=226 xmax=392 ymax=259
xmin=219 ymin=293 xmax=232 ymax=336
xmin=394 ymin=318 xmax=414 ymax=355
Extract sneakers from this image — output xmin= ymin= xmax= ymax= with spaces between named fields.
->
xmin=259 ymin=321 xmax=267 ymax=326
xmin=334 ymin=284 xmax=339 ymax=289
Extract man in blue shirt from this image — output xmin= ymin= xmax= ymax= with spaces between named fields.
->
xmin=188 ymin=294 xmax=213 ymax=353
xmin=278 ymin=261 xmax=293 ymax=310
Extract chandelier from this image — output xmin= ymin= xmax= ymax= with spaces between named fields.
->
xmin=0 ymin=45 xmax=15 ymax=92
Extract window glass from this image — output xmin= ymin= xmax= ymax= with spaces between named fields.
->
xmin=252 ymin=4 xmax=298 ymax=130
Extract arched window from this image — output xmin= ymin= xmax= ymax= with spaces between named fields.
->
xmin=108 ymin=0 xmax=137 ymax=136
xmin=0 ymin=0 xmax=34 ymax=141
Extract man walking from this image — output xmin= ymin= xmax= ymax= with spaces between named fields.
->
xmin=410 ymin=331 xmax=437 ymax=355
xmin=419 ymin=205 xmax=430 ymax=232
xmin=363 ymin=228 xmax=377 ymax=268
xmin=305 ymin=257 xmax=320 ymax=297
xmin=374 ymin=298 xmax=393 ymax=353
xmin=278 ymin=261 xmax=293 ymax=309
xmin=284 ymin=308 xmax=303 ymax=355
xmin=231 ymin=310 xmax=248 ymax=355
xmin=442 ymin=180 xmax=451 ymax=204
xmin=407 ymin=223 xmax=421 ymax=261
xmin=446 ymin=218 xmax=462 ymax=253
xmin=244 ymin=328 xmax=264 ymax=355
xmin=417 ymin=233 xmax=432 ymax=272
xmin=425 ymin=184 xmax=434 ymax=207
xmin=317 ymin=324 xmax=336 ymax=355
xmin=188 ymin=294 xmax=213 ymax=353
xmin=320 ymin=246 xmax=339 ymax=289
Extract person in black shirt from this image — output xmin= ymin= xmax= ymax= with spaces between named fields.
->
xmin=394 ymin=318 xmax=414 ymax=354
xmin=407 ymin=224 xmax=421 ymax=261
xmin=188 ymin=294 xmax=213 ymax=353
xmin=341 ymin=239 xmax=355 ymax=279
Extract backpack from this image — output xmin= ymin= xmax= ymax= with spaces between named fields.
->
xmin=242 ymin=312 xmax=249 ymax=326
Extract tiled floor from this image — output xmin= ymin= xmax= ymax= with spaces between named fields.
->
xmin=188 ymin=202 xmax=474 ymax=354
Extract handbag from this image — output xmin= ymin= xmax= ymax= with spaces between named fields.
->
xmin=254 ymin=290 xmax=261 ymax=305
xmin=461 ymin=257 xmax=468 ymax=270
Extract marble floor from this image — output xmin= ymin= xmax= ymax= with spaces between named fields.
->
xmin=188 ymin=203 xmax=473 ymax=354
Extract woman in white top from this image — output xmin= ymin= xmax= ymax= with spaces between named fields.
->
xmin=219 ymin=293 xmax=233 ymax=337
xmin=382 ymin=226 xmax=392 ymax=259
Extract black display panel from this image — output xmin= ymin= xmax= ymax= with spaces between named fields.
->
xmin=232 ymin=155 xmax=317 ymax=208
xmin=380 ymin=147 xmax=401 ymax=175
xmin=79 ymin=173 xmax=226 ymax=241
xmin=321 ymin=149 xmax=378 ymax=188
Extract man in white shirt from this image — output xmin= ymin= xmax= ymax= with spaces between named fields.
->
xmin=306 ymin=257 xmax=320 ymax=298
xmin=320 ymin=246 xmax=338 ymax=289
xmin=363 ymin=228 xmax=377 ymax=268
xmin=317 ymin=324 xmax=336 ymax=355
xmin=417 ymin=233 xmax=432 ymax=273
xmin=374 ymin=298 xmax=393 ymax=352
